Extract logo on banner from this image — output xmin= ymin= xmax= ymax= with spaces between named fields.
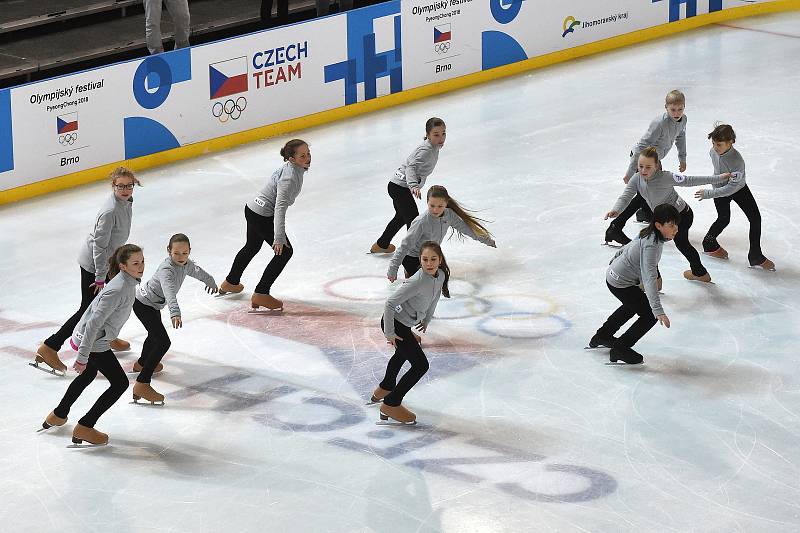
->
xmin=434 ymin=24 xmax=451 ymax=54
xmin=57 ymin=112 xmax=78 ymax=145
xmin=209 ymin=56 xmax=249 ymax=122
xmin=562 ymin=16 xmax=581 ymax=37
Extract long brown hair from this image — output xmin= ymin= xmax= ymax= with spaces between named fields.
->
xmin=419 ymin=241 xmax=451 ymax=298
xmin=427 ymin=185 xmax=493 ymax=241
xmin=108 ymin=244 xmax=143 ymax=279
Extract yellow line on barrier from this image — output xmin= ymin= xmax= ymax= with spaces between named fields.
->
xmin=2 ymin=0 xmax=798 ymax=206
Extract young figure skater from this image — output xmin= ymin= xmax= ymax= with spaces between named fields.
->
xmin=590 ymin=204 xmax=680 ymax=364
xmin=41 ymin=244 xmax=143 ymax=446
xmin=219 ymin=139 xmax=310 ymax=311
xmin=388 ymin=185 xmax=495 ymax=281
xmin=33 ymin=167 xmax=138 ymax=375
xmin=606 ymin=90 xmax=688 ymax=244
xmin=605 ymin=146 xmax=734 ymax=283
xmin=695 ymin=124 xmax=775 ymax=271
xmin=132 ymin=233 xmax=218 ymax=405
xmin=370 ymin=117 xmax=446 ymax=254
xmin=371 ymin=241 xmax=450 ymax=425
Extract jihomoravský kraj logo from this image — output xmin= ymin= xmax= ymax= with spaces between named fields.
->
xmin=562 ymin=16 xmax=580 ymax=37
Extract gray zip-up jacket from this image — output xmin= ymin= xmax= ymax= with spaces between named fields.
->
xmin=383 ymin=268 xmax=445 ymax=340
xmin=606 ymin=232 xmax=665 ymax=316
xmin=701 ymin=147 xmax=746 ymax=199
xmin=136 ymin=258 xmax=217 ymax=317
xmin=388 ymin=208 xmax=494 ymax=278
xmin=612 ymin=170 xmax=728 ymax=214
xmin=71 ymin=271 xmax=139 ymax=364
xmin=626 ymin=113 xmax=687 ymax=177
xmin=388 ymin=140 xmax=441 ymax=189
xmin=247 ymin=161 xmax=306 ymax=245
xmin=77 ymin=193 xmax=133 ymax=282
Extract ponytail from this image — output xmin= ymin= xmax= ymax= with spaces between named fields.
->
xmin=427 ymin=185 xmax=494 ymax=241
xmin=640 ymin=146 xmax=662 ymax=170
xmin=108 ymin=244 xmax=143 ymax=279
xmin=420 ymin=241 xmax=451 ymax=298
xmin=280 ymin=139 xmax=308 ymax=161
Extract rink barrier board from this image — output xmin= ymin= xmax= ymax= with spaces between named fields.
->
xmin=1 ymin=0 xmax=798 ymax=206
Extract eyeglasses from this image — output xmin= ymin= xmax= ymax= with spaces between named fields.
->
xmin=114 ymin=184 xmax=135 ymax=190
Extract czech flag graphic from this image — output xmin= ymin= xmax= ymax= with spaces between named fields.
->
xmin=434 ymin=24 xmax=451 ymax=43
xmin=209 ymin=57 xmax=248 ymax=100
xmin=57 ymin=112 xmax=78 ymax=134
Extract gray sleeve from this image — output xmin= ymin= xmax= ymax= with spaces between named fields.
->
xmin=273 ymin=174 xmax=293 ymax=245
xmin=423 ymin=283 xmax=443 ymax=327
xmin=187 ymin=260 xmax=218 ymax=289
xmin=383 ymin=278 xmax=421 ymax=339
xmin=702 ymin=172 xmax=745 ymax=199
xmin=160 ymin=269 xmax=181 ymax=318
xmin=671 ymin=172 xmax=728 ymax=187
xmin=388 ymin=218 xmax=424 ymax=278
xmin=640 ymin=242 xmax=664 ymax=317
xmin=405 ymin=145 xmax=430 ymax=188
xmin=90 ymin=210 xmax=115 ymax=280
xmin=675 ymin=120 xmax=687 ymax=162
xmin=612 ymin=178 xmax=640 ymax=214
xmin=77 ymin=289 xmax=118 ymax=363
xmin=627 ymin=118 xmax=663 ymax=176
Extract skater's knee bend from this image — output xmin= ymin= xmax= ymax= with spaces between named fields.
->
xmin=413 ymin=357 xmax=430 ymax=375
xmin=110 ymin=374 xmax=130 ymax=394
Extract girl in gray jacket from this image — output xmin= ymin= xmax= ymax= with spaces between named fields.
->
xmin=41 ymin=244 xmax=143 ymax=446
xmin=371 ymin=241 xmax=450 ymax=425
xmin=34 ymin=168 xmax=139 ymax=375
xmin=590 ymin=204 xmax=681 ymax=364
xmin=388 ymin=185 xmax=495 ymax=281
xmin=370 ymin=117 xmax=446 ymax=254
xmin=220 ymin=139 xmax=309 ymax=311
xmin=131 ymin=233 xmax=218 ymax=405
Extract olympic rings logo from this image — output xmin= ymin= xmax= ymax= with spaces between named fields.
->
xmin=434 ymin=42 xmax=451 ymax=54
xmin=211 ymin=96 xmax=247 ymax=122
xmin=58 ymin=133 xmax=78 ymax=145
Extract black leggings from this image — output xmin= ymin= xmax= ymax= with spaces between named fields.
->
xmin=376 ymin=182 xmax=419 ymax=250
xmin=379 ymin=319 xmax=429 ymax=407
xmin=402 ymin=255 xmax=421 ymax=278
xmin=44 ymin=267 xmax=99 ymax=352
xmin=673 ymin=206 xmax=707 ymax=277
xmin=226 ymin=205 xmax=293 ymax=295
xmin=132 ymin=300 xmax=170 ymax=384
xmin=610 ymin=194 xmax=653 ymax=230
xmin=702 ymin=185 xmax=765 ymax=266
xmin=596 ymin=282 xmax=658 ymax=349
xmin=53 ymin=350 xmax=128 ymax=428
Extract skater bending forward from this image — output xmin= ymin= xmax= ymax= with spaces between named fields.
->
xmin=219 ymin=139 xmax=310 ymax=311
xmin=591 ymin=204 xmax=680 ymax=364
xmin=372 ymin=241 xmax=450 ymax=424
xmin=42 ymin=244 xmax=143 ymax=446
xmin=132 ymin=233 xmax=218 ymax=405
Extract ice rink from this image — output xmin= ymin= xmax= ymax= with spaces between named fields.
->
xmin=2 ymin=11 xmax=800 ymax=533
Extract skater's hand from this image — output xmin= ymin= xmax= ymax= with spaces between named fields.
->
xmin=273 ymin=243 xmax=290 ymax=255
xmin=604 ymin=211 xmax=618 ymax=220
xmin=414 ymin=322 xmax=427 ymax=333
xmin=694 ymin=190 xmax=707 ymax=201
xmin=679 ymin=161 xmax=687 ymax=173
xmin=91 ymin=280 xmax=105 ymax=294
xmin=205 ymin=285 xmax=218 ymax=295
xmin=411 ymin=187 xmax=422 ymax=199
xmin=172 ymin=316 xmax=182 ymax=329
xmin=657 ymin=314 xmax=670 ymax=328
xmin=623 ymin=175 xmax=631 ymax=184
xmin=73 ymin=361 xmax=86 ymax=374
xmin=719 ymin=172 xmax=732 ymax=180
xmin=387 ymin=274 xmax=397 ymax=282
xmin=386 ymin=334 xmax=403 ymax=346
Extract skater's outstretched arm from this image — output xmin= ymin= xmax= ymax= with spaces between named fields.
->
xmin=672 ymin=171 xmax=733 ymax=187
xmin=186 ymin=260 xmax=218 ymax=292
xmin=609 ymin=175 xmax=640 ymax=216
xmin=695 ymin=171 xmax=745 ymax=199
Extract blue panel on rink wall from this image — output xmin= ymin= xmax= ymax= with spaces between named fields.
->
xmin=0 ymin=89 xmax=12 ymax=173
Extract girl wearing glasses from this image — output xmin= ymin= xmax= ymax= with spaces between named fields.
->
xmin=33 ymin=167 xmax=140 ymax=375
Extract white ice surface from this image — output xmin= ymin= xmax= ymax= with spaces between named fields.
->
xmin=1 ymin=12 xmax=800 ymax=533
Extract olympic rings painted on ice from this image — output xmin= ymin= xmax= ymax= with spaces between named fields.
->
xmin=477 ymin=312 xmax=571 ymax=339
xmin=211 ymin=96 xmax=247 ymax=123
xmin=433 ymin=293 xmax=492 ymax=320
xmin=58 ymin=132 xmax=78 ymax=145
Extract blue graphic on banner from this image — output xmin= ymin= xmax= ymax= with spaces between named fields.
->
xmin=653 ymin=0 xmax=722 ymax=22
xmin=123 ymin=117 xmax=180 ymax=159
xmin=490 ymin=0 xmax=525 ymax=25
xmin=482 ymin=31 xmax=528 ymax=70
xmin=132 ymin=48 xmax=192 ymax=110
xmin=0 ymin=89 xmax=12 ymax=173
xmin=324 ymin=0 xmax=402 ymax=105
